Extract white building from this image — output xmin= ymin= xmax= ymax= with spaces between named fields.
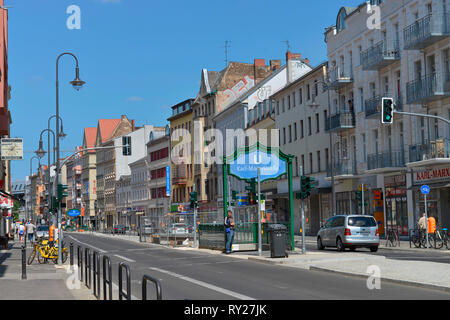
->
xmin=325 ymin=0 xmax=450 ymax=235
xmin=130 ymin=156 xmax=149 ymax=228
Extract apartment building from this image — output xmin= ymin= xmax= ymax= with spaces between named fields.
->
xmin=81 ymin=127 xmax=97 ymax=229
xmin=325 ymin=0 xmax=450 ymax=234
xmin=116 ymin=174 xmax=131 ymax=227
xmin=273 ymin=62 xmax=332 ymax=235
xmin=65 ymin=147 xmax=82 ymax=223
xmin=129 ymin=156 xmax=149 ymax=229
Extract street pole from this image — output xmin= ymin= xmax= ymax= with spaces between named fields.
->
xmin=193 ymin=184 xmax=197 ymax=249
xmin=257 ymin=168 xmax=262 ymax=256
xmin=300 ymin=166 xmax=306 ymax=254
xmin=425 ymin=194 xmax=429 ymax=248
xmin=362 ymin=184 xmax=365 ymax=215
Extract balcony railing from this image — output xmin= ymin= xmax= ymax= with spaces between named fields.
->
xmin=327 ymin=160 xmax=357 ymax=177
xmin=406 ymin=72 xmax=450 ymax=104
xmin=404 ymin=13 xmax=450 ymax=50
xmin=325 ymin=112 xmax=355 ymax=132
xmin=365 ymin=93 xmax=403 ymax=119
xmin=409 ymin=139 xmax=450 ymax=163
xmin=367 ymin=150 xmax=406 ymax=170
xmin=361 ymin=40 xmax=401 ymax=71
xmin=327 ymin=67 xmax=353 ymax=90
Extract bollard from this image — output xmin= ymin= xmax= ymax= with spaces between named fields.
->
xmin=84 ymin=247 xmax=91 ymax=289
xmin=103 ymin=255 xmax=112 ymax=300
xmin=118 ymin=262 xmax=131 ymax=300
xmin=70 ymin=242 xmax=74 ymax=268
xmin=77 ymin=246 xmax=83 ymax=283
xmin=142 ymin=274 xmax=162 ymax=300
xmin=92 ymin=251 xmax=101 ymax=299
xmin=21 ymin=245 xmax=27 ymax=280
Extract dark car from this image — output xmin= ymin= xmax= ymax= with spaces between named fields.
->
xmin=113 ymin=224 xmax=126 ymax=234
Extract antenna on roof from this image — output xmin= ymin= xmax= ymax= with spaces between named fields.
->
xmin=282 ymin=40 xmax=290 ymax=53
xmin=223 ymin=40 xmax=231 ymax=67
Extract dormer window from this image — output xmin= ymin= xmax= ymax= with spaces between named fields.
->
xmin=337 ymin=9 xmax=347 ymax=32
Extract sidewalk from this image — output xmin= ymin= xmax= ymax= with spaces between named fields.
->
xmin=0 ymin=241 xmax=96 ymax=300
xmin=82 ymin=230 xmax=450 ymax=293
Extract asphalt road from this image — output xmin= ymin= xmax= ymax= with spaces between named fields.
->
xmin=66 ymin=233 xmax=450 ymax=300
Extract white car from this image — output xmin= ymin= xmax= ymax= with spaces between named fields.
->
xmin=169 ymin=223 xmax=188 ymax=235
xmin=36 ymin=225 xmax=49 ymax=240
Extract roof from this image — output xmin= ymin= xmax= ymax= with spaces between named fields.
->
xmin=98 ymin=119 xmax=121 ymax=143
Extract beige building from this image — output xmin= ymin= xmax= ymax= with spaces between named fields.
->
xmin=82 ymin=127 xmax=98 ymax=229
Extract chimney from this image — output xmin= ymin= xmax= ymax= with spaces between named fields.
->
xmin=131 ymin=120 xmax=135 ymax=131
xmin=254 ymin=59 xmax=265 ymax=67
xmin=286 ymin=51 xmax=302 ymax=62
xmin=270 ymin=60 xmax=282 ymax=70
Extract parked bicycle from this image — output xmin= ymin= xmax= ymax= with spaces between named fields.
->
xmin=27 ymin=239 xmax=68 ymax=264
xmin=433 ymin=228 xmax=450 ymax=250
xmin=386 ymin=229 xmax=400 ymax=247
xmin=411 ymin=229 xmax=428 ymax=248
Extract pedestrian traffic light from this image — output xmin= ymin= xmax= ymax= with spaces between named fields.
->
xmin=300 ymin=176 xmax=316 ymax=199
xmin=189 ymin=191 xmax=198 ymax=209
xmin=232 ymin=190 xmax=238 ymax=200
xmin=57 ymin=184 xmax=68 ymax=199
xmin=245 ymin=179 xmax=257 ymax=204
xmin=355 ymin=190 xmax=363 ymax=201
xmin=381 ymin=97 xmax=394 ymax=124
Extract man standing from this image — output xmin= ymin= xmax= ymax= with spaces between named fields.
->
xmin=224 ymin=210 xmax=235 ymax=254
xmin=26 ymin=220 xmax=36 ymax=244
xmin=418 ymin=213 xmax=427 ymax=234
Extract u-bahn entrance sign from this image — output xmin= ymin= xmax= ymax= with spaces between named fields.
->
xmin=223 ymin=143 xmax=295 ymax=250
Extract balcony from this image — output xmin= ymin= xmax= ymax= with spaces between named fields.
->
xmin=367 ymin=150 xmax=406 ymax=172
xmin=361 ymin=40 xmax=401 ymax=71
xmin=325 ymin=112 xmax=355 ymax=132
xmin=365 ymin=93 xmax=403 ymax=119
xmin=327 ymin=67 xmax=353 ymax=90
xmin=409 ymin=139 xmax=450 ymax=164
xmin=406 ymin=72 xmax=450 ymax=104
xmin=404 ymin=13 xmax=450 ymax=50
xmin=327 ymin=160 xmax=357 ymax=179
xmin=172 ymin=164 xmax=187 ymax=185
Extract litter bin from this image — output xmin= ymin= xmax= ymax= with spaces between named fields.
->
xmin=268 ymin=224 xmax=288 ymax=258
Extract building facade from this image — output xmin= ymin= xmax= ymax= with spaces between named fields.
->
xmin=81 ymin=127 xmax=98 ymax=229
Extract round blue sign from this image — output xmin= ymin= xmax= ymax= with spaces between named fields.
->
xmin=421 ymin=185 xmax=430 ymax=195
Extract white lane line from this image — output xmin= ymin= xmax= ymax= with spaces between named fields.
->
xmin=67 ymin=235 xmax=107 ymax=253
xmin=149 ymin=267 xmax=255 ymax=300
xmin=113 ymin=254 xmax=136 ymax=263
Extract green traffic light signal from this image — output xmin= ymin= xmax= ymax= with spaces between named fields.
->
xmin=355 ymin=190 xmax=362 ymax=201
xmin=57 ymin=184 xmax=68 ymax=199
xmin=300 ymin=175 xmax=317 ymax=199
xmin=382 ymin=97 xmax=394 ymax=124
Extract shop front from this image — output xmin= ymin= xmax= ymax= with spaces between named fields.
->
xmin=412 ymin=165 xmax=450 ymax=231
xmin=384 ymin=175 xmax=408 ymax=236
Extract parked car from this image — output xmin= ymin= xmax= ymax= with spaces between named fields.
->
xmin=113 ymin=224 xmax=126 ymax=234
xmin=169 ymin=223 xmax=188 ymax=235
xmin=138 ymin=224 xmax=154 ymax=236
xmin=317 ymin=215 xmax=379 ymax=252
xmin=36 ymin=225 xmax=50 ymax=240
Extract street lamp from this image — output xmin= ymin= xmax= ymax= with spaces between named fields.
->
xmin=308 ymin=78 xmax=336 ymax=217
xmin=26 ymin=156 xmax=40 ymax=247
xmin=55 ymin=52 xmax=85 ymax=264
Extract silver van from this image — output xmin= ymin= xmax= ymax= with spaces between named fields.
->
xmin=317 ymin=215 xmax=379 ymax=252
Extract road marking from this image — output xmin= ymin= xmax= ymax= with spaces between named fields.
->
xmin=149 ymin=267 xmax=255 ymax=300
xmin=67 ymin=235 xmax=107 ymax=253
xmin=114 ymin=254 xmax=135 ymax=263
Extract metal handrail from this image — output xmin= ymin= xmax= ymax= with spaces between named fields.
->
xmin=103 ymin=255 xmax=112 ymax=300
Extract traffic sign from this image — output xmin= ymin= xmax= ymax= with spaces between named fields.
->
xmin=421 ymin=185 xmax=430 ymax=195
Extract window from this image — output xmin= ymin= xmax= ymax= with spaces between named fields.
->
xmin=299 ymin=89 xmax=303 ymax=105
xmin=307 ymin=84 xmax=311 ymax=100
xmin=359 ymin=88 xmax=364 ymax=113
xmin=122 ymin=136 xmax=131 ymax=156
xmin=361 ymin=134 xmax=367 ymax=162
xmin=317 ymin=151 xmax=321 ymax=172
xmin=300 ymin=120 xmax=304 ymax=139
xmin=292 ymin=92 xmax=296 ymax=107
xmin=294 ymin=122 xmax=298 ymax=141
xmin=309 ymin=153 xmax=313 ymax=174
xmin=288 ymin=96 xmax=291 ymax=110
xmin=282 ymin=98 xmax=285 ymax=113
xmin=316 ymin=114 xmax=320 ymax=133
xmin=283 ymin=127 xmax=286 ymax=145
xmin=308 ymin=117 xmax=312 ymax=136
xmin=288 ymin=125 xmax=292 ymax=143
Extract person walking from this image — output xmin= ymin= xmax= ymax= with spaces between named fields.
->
xmin=26 ymin=220 xmax=36 ymax=244
xmin=18 ymin=223 xmax=25 ymax=244
xmin=224 ymin=210 xmax=235 ymax=254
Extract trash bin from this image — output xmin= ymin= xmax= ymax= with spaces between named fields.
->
xmin=268 ymin=224 xmax=288 ymax=258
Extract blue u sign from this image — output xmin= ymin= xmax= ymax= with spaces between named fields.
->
xmin=421 ymin=185 xmax=430 ymax=195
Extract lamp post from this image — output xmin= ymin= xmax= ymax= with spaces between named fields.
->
xmin=55 ymin=52 xmax=86 ymax=264
xmin=28 ymin=156 xmax=40 ymax=244
xmin=308 ymin=79 xmax=336 ymax=217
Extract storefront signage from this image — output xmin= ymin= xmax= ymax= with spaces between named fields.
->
xmin=229 ymin=150 xmax=286 ymax=182
xmin=414 ymin=166 xmax=450 ymax=184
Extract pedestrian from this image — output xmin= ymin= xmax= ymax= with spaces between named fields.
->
xmin=224 ymin=210 xmax=235 ymax=254
xmin=428 ymin=215 xmax=436 ymax=235
xmin=18 ymin=223 xmax=25 ymax=244
xmin=49 ymin=222 xmax=56 ymax=246
xmin=418 ymin=212 xmax=427 ymax=235
xmin=26 ymin=220 xmax=36 ymax=244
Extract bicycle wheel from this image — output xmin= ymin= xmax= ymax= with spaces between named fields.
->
xmin=27 ymin=246 xmax=37 ymax=265
xmin=37 ymin=249 xmax=46 ymax=264
xmin=412 ymin=233 xmax=421 ymax=248
xmin=434 ymin=232 xmax=444 ymax=249
xmin=62 ymin=250 xmax=68 ymax=263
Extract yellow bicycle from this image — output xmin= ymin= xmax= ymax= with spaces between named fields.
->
xmin=28 ymin=239 xmax=68 ymax=264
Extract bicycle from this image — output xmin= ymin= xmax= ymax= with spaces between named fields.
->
xmin=386 ymin=229 xmax=400 ymax=247
xmin=28 ymin=239 xmax=68 ymax=264
xmin=433 ymin=228 xmax=450 ymax=250
xmin=411 ymin=229 xmax=428 ymax=248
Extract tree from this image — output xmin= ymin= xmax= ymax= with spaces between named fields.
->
xmin=12 ymin=200 xmax=20 ymax=222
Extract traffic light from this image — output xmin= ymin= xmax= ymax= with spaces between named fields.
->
xmin=300 ymin=176 xmax=316 ymax=200
xmin=231 ymin=190 xmax=238 ymax=200
xmin=381 ymin=97 xmax=394 ymax=124
xmin=189 ymin=191 xmax=198 ymax=209
xmin=355 ymin=190 xmax=362 ymax=201
xmin=245 ymin=179 xmax=257 ymax=204
xmin=57 ymin=184 xmax=68 ymax=200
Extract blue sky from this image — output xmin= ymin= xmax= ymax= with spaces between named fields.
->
xmin=9 ymin=0 xmax=362 ymax=181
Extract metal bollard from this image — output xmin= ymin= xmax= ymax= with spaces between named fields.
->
xmin=77 ymin=246 xmax=83 ymax=283
xmin=142 ymin=274 xmax=162 ymax=300
xmin=92 ymin=251 xmax=101 ymax=299
xmin=70 ymin=242 xmax=74 ymax=268
xmin=103 ymin=255 xmax=112 ymax=300
xmin=21 ymin=245 xmax=27 ymax=280
xmin=118 ymin=262 xmax=131 ymax=300
xmin=84 ymin=247 xmax=91 ymax=289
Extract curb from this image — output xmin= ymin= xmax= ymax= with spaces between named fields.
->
xmin=309 ymin=266 xmax=450 ymax=293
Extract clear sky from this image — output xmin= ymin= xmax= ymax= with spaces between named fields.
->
xmin=9 ymin=0 xmax=362 ymax=181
